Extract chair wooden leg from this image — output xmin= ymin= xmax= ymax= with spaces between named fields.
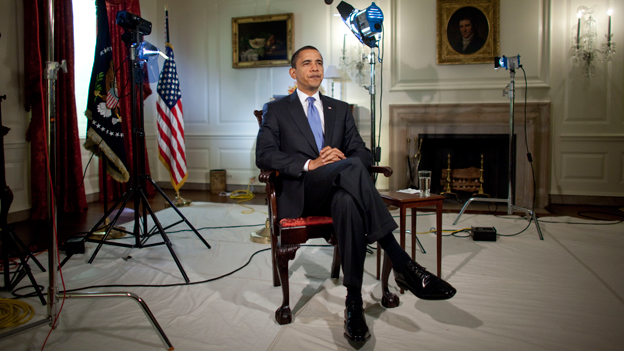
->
xmin=275 ymin=244 xmax=300 ymax=324
xmin=271 ymin=233 xmax=280 ymax=287
xmin=376 ymin=242 xmax=381 ymax=280
xmin=381 ymin=250 xmax=400 ymax=308
xmin=330 ymin=245 xmax=340 ymax=279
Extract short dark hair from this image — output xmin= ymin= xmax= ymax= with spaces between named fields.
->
xmin=291 ymin=45 xmax=321 ymax=68
xmin=459 ymin=16 xmax=477 ymax=30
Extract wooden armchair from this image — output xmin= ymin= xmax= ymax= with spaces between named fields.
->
xmin=255 ymin=110 xmax=399 ymax=325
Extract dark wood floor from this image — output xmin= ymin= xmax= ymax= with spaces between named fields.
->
xmin=2 ymin=189 xmax=624 ymax=257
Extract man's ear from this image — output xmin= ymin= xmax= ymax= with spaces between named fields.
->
xmin=289 ymin=67 xmax=296 ymax=79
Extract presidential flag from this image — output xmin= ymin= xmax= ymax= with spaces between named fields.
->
xmin=156 ymin=8 xmax=188 ymax=191
xmin=83 ymin=0 xmax=129 ymax=183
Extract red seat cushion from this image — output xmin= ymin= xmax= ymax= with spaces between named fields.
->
xmin=280 ymin=216 xmax=333 ymax=228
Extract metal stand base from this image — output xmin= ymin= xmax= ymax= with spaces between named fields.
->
xmin=453 ymin=196 xmax=544 ymax=240
xmin=1 ymin=227 xmax=47 ymax=305
xmin=85 ymin=175 xmax=210 ymax=283
xmin=0 ymin=291 xmax=175 ymax=350
xmin=61 ymin=292 xmax=174 ymax=350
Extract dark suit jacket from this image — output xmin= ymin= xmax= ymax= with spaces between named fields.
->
xmin=255 ymin=91 xmax=373 ymax=219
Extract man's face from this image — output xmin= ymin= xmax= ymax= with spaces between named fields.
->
xmin=289 ymin=49 xmax=324 ymax=96
xmin=459 ymin=19 xmax=473 ymax=39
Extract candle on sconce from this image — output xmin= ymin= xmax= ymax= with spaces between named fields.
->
xmin=608 ymin=9 xmax=613 ymax=43
xmin=577 ymin=11 xmax=582 ymax=47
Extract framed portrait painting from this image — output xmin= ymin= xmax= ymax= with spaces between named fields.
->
xmin=436 ymin=0 xmax=500 ymax=64
xmin=232 ymin=13 xmax=294 ymax=68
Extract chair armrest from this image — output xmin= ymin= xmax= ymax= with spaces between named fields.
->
xmin=370 ymin=165 xmax=393 ymax=178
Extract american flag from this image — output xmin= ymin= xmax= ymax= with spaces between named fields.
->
xmin=156 ymin=40 xmax=188 ymax=191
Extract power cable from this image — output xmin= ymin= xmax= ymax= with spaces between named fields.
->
xmin=0 ymin=298 xmax=35 ymax=329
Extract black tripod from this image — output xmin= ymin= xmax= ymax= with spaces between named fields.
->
xmin=84 ymin=28 xmax=210 ymax=283
xmin=0 ymin=94 xmax=47 ymax=305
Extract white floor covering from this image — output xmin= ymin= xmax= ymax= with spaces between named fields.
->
xmin=1 ymin=202 xmax=623 ymax=350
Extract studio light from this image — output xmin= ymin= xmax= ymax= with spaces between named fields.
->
xmin=337 ymin=1 xmax=384 ymax=48
xmin=137 ymin=41 xmax=168 ymax=83
xmin=494 ymin=55 xmax=520 ymax=71
xmin=335 ymin=1 xmax=385 ymax=163
xmin=116 ymin=10 xmax=152 ymax=35
xmin=138 ymin=40 xmax=168 ymax=60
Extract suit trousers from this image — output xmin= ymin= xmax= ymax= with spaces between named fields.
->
xmin=302 ymin=158 xmax=398 ymax=288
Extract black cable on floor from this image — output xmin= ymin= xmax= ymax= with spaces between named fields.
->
xmin=12 ymin=244 xmax=335 ymax=298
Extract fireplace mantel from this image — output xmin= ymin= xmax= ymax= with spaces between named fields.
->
xmin=388 ymin=103 xmax=550 ymax=210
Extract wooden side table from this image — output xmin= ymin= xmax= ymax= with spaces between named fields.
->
xmin=377 ymin=192 xmax=445 ymax=278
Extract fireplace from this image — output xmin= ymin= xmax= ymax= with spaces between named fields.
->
xmin=418 ymin=133 xmax=514 ymax=201
xmin=388 ymin=103 xmax=550 ymax=210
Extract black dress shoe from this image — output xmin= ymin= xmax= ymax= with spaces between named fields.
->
xmin=343 ymin=300 xmax=371 ymax=342
xmin=394 ymin=260 xmax=456 ymax=300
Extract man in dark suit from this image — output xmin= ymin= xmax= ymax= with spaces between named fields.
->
xmin=256 ymin=46 xmax=456 ymax=343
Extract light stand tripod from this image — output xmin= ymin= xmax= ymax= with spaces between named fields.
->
xmin=452 ymin=65 xmax=544 ymax=240
xmin=84 ymin=22 xmax=210 ymax=283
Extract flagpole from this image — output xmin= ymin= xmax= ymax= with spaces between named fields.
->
xmin=160 ymin=6 xmax=191 ymax=207
xmin=165 ymin=5 xmax=170 ymax=43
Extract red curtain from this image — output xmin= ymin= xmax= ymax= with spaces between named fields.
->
xmin=101 ymin=0 xmax=154 ymax=200
xmin=24 ymin=0 xmax=88 ymax=220
xmin=24 ymin=0 xmax=154 ymax=220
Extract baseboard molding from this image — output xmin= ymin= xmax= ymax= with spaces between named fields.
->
xmin=549 ymin=195 xmax=624 ymax=206
xmin=86 ymin=192 xmax=100 ymax=203
xmin=156 ymin=182 xmax=266 ymax=193
xmin=8 ymin=193 xmax=101 ymax=223
xmin=7 ymin=209 xmax=31 ymax=223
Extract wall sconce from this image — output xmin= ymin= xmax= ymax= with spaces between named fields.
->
xmin=324 ymin=65 xmax=342 ymax=98
xmin=571 ymin=6 xmax=616 ymax=76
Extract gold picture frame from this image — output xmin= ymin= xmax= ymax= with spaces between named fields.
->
xmin=436 ymin=0 xmax=499 ymax=64
xmin=232 ymin=13 xmax=294 ymax=68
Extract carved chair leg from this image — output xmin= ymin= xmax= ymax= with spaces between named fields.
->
xmin=381 ymin=250 xmax=400 ymax=308
xmin=275 ymin=244 xmax=300 ymax=324
xmin=330 ymin=245 xmax=340 ymax=279
xmin=271 ymin=233 xmax=280 ymax=287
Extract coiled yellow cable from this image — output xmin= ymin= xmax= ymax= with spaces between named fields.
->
xmin=0 ymin=298 xmax=35 ymax=329
xmin=230 ymin=177 xmax=266 ymax=214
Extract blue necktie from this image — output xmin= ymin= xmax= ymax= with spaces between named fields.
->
xmin=306 ymin=97 xmax=324 ymax=151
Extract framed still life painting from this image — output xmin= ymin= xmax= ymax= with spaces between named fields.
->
xmin=232 ymin=13 xmax=293 ymax=68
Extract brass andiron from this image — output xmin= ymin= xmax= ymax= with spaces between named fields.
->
xmin=413 ymin=137 xmax=422 ymax=186
xmin=440 ymin=153 xmax=455 ymax=196
xmin=473 ymin=154 xmax=489 ymax=198
xmin=406 ymin=137 xmax=422 ymax=188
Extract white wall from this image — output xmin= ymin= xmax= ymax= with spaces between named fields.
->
xmin=549 ymin=0 xmax=623 ymax=198
xmin=1 ymin=0 xmax=622 ymax=215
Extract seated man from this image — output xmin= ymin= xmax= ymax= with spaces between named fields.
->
xmin=255 ymin=45 xmax=456 ymax=343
